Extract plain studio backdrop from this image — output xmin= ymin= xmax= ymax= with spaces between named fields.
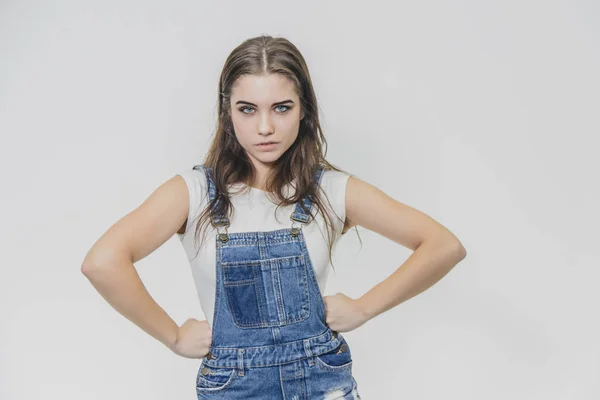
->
xmin=1 ymin=1 xmax=599 ymax=399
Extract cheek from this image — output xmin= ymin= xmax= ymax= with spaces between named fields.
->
xmin=230 ymin=118 xmax=251 ymax=143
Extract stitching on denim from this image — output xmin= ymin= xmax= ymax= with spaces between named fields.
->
xmin=196 ymin=368 xmax=236 ymax=392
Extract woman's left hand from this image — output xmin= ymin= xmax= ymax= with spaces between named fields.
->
xmin=323 ymin=293 xmax=370 ymax=333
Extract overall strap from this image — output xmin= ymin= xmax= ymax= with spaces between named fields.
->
xmin=192 ymin=165 xmax=230 ymax=227
xmin=290 ymin=166 xmax=325 ymax=224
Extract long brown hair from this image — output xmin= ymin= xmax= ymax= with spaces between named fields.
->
xmin=188 ymin=35 xmax=361 ymax=268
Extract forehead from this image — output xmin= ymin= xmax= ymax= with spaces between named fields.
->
xmin=231 ymin=73 xmax=298 ymax=102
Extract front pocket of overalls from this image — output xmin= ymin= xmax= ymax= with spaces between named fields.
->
xmin=314 ymin=340 xmax=353 ymax=371
xmin=222 ymin=255 xmax=310 ymax=328
xmin=196 ymin=363 xmax=237 ymax=392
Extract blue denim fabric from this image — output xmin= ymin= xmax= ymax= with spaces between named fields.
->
xmin=192 ymin=165 xmax=362 ymax=399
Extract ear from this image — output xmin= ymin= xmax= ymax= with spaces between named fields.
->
xmin=300 ymin=109 xmax=305 ymax=120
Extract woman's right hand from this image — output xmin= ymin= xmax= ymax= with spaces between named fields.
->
xmin=171 ymin=318 xmax=212 ymax=359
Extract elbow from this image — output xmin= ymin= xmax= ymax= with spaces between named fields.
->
xmin=449 ymin=240 xmax=467 ymax=262
xmin=456 ymin=244 xmax=467 ymax=260
xmin=81 ymin=252 xmax=135 ymax=281
xmin=432 ymin=234 xmax=466 ymax=262
xmin=81 ymin=247 xmax=130 ymax=277
xmin=80 ymin=254 xmax=118 ymax=277
xmin=81 ymin=259 xmax=121 ymax=281
xmin=81 ymin=251 xmax=102 ymax=276
xmin=81 ymin=260 xmax=102 ymax=277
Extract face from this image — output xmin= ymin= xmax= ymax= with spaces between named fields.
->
xmin=229 ymin=73 xmax=304 ymax=173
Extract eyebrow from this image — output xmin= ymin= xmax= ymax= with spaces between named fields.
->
xmin=235 ymin=99 xmax=295 ymax=107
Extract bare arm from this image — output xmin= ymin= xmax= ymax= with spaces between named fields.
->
xmin=344 ymin=176 xmax=467 ymax=322
xmin=81 ymin=175 xmax=189 ymax=351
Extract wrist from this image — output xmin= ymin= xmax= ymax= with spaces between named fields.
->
xmin=355 ymin=296 xmax=375 ymax=323
xmin=166 ymin=327 xmax=180 ymax=353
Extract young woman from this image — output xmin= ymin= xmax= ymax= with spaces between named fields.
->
xmin=82 ymin=35 xmax=466 ymax=399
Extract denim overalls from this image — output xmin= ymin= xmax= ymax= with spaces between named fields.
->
xmin=193 ymin=165 xmax=361 ymax=399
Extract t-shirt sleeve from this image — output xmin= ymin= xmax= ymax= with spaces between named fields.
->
xmin=176 ymin=167 xmax=208 ymax=237
xmin=319 ymin=169 xmax=351 ymax=238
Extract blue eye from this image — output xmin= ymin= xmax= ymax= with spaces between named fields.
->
xmin=238 ymin=105 xmax=291 ymax=114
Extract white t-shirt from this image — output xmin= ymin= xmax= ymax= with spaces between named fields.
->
xmin=176 ymin=167 xmax=350 ymax=328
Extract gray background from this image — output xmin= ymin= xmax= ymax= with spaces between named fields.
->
xmin=1 ymin=0 xmax=598 ymax=398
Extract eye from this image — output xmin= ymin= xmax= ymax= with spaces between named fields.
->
xmin=237 ymin=105 xmax=292 ymax=115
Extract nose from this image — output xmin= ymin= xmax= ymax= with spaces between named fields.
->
xmin=258 ymin=111 xmax=274 ymax=136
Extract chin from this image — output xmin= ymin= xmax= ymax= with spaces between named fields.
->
xmin=254 ymin=153 xmax=282 ymax=164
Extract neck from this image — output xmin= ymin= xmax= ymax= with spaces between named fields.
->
xmin=250 ymin=160 xmax=274 ymax=191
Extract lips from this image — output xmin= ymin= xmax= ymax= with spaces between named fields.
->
xmin=256 ymin=141 xmax=278 ymax=146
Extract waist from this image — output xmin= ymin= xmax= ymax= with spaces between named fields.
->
xmin=203 ymin=329 xmax=342 ymax=368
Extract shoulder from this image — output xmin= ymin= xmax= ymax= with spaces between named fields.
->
xmin=176 ymin=165 xmax=209 ymax=193
xmin=319 ymin=168 xmax=351 ymax=190
xmin=316 ymin=169 xmax=352 ymax=233
xmin=175 ymin=165 xmax=209 ymax=235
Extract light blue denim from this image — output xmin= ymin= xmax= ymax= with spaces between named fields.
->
xmin=193 ymin=165 xmax=362 ymax=399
